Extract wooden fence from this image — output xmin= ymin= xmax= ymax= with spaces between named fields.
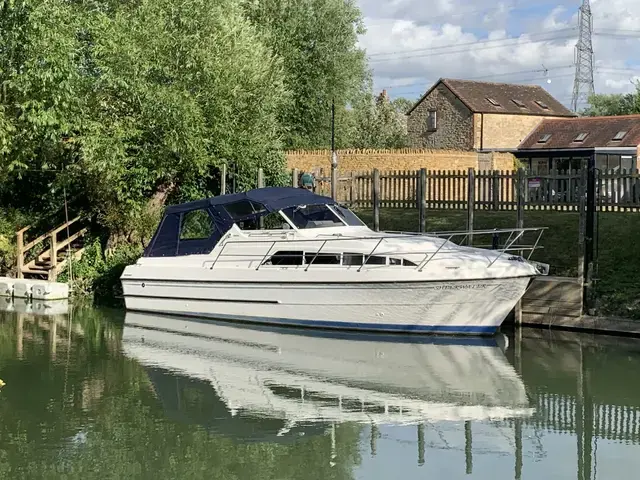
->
xmin=310 ymin=168 xmax=640 ymax=212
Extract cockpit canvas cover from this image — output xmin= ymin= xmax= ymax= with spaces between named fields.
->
xmin=145 ymin=187 xmax=337 ymax=257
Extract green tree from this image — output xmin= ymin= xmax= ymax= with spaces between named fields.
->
xmin=582 ymin=88 xmax=640 ymax=116
xmin=342 ymin=90 xmax=410 ymax=149
xmin=245 ymin=0 xmax=369 ymax=149
xmin=0 ymin=0 xmax=289 ymax=240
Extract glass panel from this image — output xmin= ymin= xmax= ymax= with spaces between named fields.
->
xmin=223 ymin=200 xmax=266 ymax=219
xmin=332 ymin=205 xmax=365 ymax=226
xmin=180 ymin=210 xmax=214 ymax=240
xmin=621 ymin=156 xmax=634 ymax=171
xmin=281 ymin=205 xmax=344 ymax=229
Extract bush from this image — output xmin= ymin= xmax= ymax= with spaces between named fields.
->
xmin=0 ymin=210 xmax=28 ymax=276
xmin=57 ymin=238 xmax=142 ymax=305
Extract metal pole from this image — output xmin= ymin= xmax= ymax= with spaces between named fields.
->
xmin=331 ymin=99 xmax=338 ymax=200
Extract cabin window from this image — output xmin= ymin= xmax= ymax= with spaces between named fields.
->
xmin=304 ymin=252 xmax=340 ymax=265
xmin=364 ymin=255 xmax=386 ymax=265
xmin=342 ymin=253 xmax=364 ymax=265
xmin=238 ymin=212 xmax=289 ymax=230
xmin=180 ymin=209 xmax=214 ymax=240
xmin=264 ymin=251 xmax=304 ymax=266
xmin=223 ymin=200 xmax=266 ymax=219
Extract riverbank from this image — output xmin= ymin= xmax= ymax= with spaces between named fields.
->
xmin=355 ymin=208 xmax=640 ymax=320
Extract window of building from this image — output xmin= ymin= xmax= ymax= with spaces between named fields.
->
xmin=535 ymin=100 xmax=549 ymax=109
xmin=573 ymin=132 xmax=588 ymax=142
xmin=512 ymin=99 xmax=527 ymax=108
xmin=537 ymin=133 xmax=552 ymax=143
xmin=179 ymin=209 xmax=214 ymax=240
xmin=486 ymin=97 xmax=501 ymax=107
xmin=427 ymin=110 xmax=437 ymax=131
xmin=612 ymin=131 xmax=627 ymax=141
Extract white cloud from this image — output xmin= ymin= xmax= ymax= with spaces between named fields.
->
xmin=357 ymin=0 xmax=640 ymax=109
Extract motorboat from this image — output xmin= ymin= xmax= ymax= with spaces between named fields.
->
xmin=121 ymin=186 xmax=548 ymax=335
xmin=122 ymin=312 xmax=535 ymax=432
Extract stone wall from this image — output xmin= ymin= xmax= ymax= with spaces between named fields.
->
xmin=286 ymin=149 xmax=516 ymax=173
xmin=407 ymin=84 xmax=474 ymax=150
xmin=474 ymin=113 xmax=569 ymax=150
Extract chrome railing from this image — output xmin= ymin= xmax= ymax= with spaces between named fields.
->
xmin=203 ymin=227 xmax=547 ymax=272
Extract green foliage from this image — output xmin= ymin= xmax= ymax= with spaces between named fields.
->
xmin=0 ymin=210 xmax=28 ymax=276
xmin=245 ymin=0 xmax=369 ymax=149
xmin=1 ymin=0 xmax=290 ymax=239
xmin=582 ymin=88 xmax=640 ymax=116
xmin=341 ymin=91 xmax=410 ymax=149
xmin=57 ymin=238 xmax=142 ymax=303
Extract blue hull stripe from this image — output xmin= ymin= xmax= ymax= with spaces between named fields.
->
xmin=128 ymin=309 xmax=500 ymax=336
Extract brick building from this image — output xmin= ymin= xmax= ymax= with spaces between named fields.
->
xmin=406 ymin=78 xmax=575 ymax=151
xmin=516 ymin=115 xmax=640 ymax=173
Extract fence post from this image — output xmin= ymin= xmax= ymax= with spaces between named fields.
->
xmin=578 ymin=163 xmax=587 ymax=312
xmin=492 ymin=170 xmax=500 ymax=210
xmin=292 ymin=168 xmax=298 ymax=188
xmin=467 ymin=168 xmax=475 ymax=244
xmin=220 ymin=163 xmax=226 ymax=196
xmin=419 ymin=168 xmax=427 ymax=232
xmin=16 ymin=229 xmax=25 ymax=279
xmin=373 ymin=169 xmax=380 ymax=231
xmin=350 ymin=171 xmax=356 ymax=207
xmin=584 ymin=160 xmax=597 ymax=314
xmin=516 ymin=168 xmax=525 ymax=229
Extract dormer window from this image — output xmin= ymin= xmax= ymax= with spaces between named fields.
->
xmin=613 ymin=131 xmax=627 ymax=141
xmin=535 ymin=100 xmax=550 ymax=110
xmin=512 ymin=99 xmax=527 ymax=108
xmin=573 ymin=132 xmax=588 ymax=142
xmin=486 ymin=97 xmax=501 ymax=107
xmin=537 ymin=133 xmax=551 ymax=143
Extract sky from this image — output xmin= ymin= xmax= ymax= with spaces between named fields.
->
xmin=356 ymin=0 xmax=640 ymax=110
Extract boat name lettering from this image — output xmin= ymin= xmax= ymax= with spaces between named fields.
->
xmin=432 ymin=284 xmax=489 ymax=290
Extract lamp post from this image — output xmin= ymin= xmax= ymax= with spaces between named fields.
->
xmin=331 ymin=99 xmax=338 ymax=200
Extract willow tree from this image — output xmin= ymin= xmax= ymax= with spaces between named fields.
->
xmin=0 ymin=0 xmax=289 ymax=240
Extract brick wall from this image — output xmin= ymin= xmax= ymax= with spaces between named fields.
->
xmin=407 ymin=84 xmax=474 ymax=150
xmin=286 ymin=149 xmax=516 ymax=173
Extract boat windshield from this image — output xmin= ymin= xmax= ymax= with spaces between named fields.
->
xmin=281 ymin=204 xmax=361 ymax=229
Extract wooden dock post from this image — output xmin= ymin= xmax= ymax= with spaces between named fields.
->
xmin=516 ymin=168 xmax=525 ymax=230
xmin=467 ymin=168 xmax=475 ymax=245
xmin=220 ymin=163 xmax=227 ymax=196
xmin=578 ymin=163 xmax=587 ymax=309
xmin=49 ymin=231 xmax=58 ymax=282
xmin=292 ymin=168 xmax=299 ymax=188
xmin=465 ymin=421 xmax=473 ymax=474
xmin=16 ymin=227 xmax=26 ymax=279
xmin=417 ymin=423 xmax=425 ymax=466
xmin=419 ymin=168 xmax=427 ymax=232
xmin=372 ymin=169 xmax=380 ymax=231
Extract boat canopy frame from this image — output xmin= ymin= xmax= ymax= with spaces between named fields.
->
xmin=144 ymin=187 xmax=339 ymax=257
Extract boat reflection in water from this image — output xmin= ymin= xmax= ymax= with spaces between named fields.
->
xmin=122 ymin=312 xmax=534 ymax=438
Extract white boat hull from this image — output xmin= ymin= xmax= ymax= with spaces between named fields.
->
xmin=122 ymin=276 xmax=532 ymax=335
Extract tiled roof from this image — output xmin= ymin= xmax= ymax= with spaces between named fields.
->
xmin=407 ymin=78 xmax=576 ymax=117
xmin=518 ymin=115 xmax=640 ymax=149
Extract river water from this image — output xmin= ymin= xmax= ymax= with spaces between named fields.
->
xmin=1 ymin=302 xmax=639 ymax=479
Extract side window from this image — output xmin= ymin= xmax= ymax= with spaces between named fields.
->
xmin=427 ymin=109 xmax=437 ymax=131
xmin=180 ymin=209 xmax=214 ymax=240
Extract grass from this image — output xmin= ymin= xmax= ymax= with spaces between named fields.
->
xmin=355 ymin=208 xmax=640 ymax=320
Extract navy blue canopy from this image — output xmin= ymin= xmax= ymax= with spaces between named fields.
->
xmin=145 ymin=187 xmax=339 ymax=257
xmin=164 ymin=187 xmax=335 ymax=215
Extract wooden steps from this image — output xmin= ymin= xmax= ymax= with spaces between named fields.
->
xmin=16 ymin=216 xmax=89 ymax=281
